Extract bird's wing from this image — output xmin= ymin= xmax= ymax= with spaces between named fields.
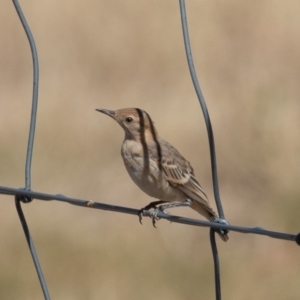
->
xmin=153 ymin=138 xmax=212 ymax=211
xmin=161 ymin=157 xmax=210 ymax=208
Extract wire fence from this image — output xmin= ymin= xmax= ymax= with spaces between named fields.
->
xmin=2 ymin=1 xmax=299 ymax=300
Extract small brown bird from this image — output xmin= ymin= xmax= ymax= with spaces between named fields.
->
xmin=96 ymin=108 xmax=228 ymax=241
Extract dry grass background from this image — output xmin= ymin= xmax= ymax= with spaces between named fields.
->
xmin=1 ymin=1 xmax=300 ymax=299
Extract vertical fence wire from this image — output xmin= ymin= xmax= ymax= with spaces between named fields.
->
xmin=12 ymin=1 xmax=50 ymax=299
xmin=15 ymin=197 xmax=51 ymax=300
xmin=12 ymin=0 xmax=39 ymax=191
xmin=179 ymin=1 xmax=225 ymax=299
xmin=178 ymin=0 xmax=225 ymax=221
xmin=210 ymin=229 xmax=221 ymax=299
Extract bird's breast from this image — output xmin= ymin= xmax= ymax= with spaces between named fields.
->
xmin=120 ymin=140 xmax=185 ymax=202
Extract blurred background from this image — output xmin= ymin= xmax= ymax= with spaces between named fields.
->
xmin=1 ymin=1 xmax=300 ymax=299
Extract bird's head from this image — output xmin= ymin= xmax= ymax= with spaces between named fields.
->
xmin=96 ymin=108 xmax=158 ymax=141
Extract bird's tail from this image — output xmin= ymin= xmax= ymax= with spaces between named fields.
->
xmin=216 ymin=229 xmax=229 ymax=242
xmin=190 ymin=201 xmax=229 ymax=242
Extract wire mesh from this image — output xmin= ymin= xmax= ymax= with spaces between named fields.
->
xmin=1 ymin=1 xmax=299 ymax=300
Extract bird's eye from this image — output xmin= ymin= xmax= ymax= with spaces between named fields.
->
xmin=125 ymin=117 xmax=133 ymax=123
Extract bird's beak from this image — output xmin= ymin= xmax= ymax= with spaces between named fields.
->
xmin=96 ymin=108 xmax=116 ymax=119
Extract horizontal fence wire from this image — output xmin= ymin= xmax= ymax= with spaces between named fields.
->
xmin=3 ymin=1 xmax=300 ymax=300
xmin=0 ymin=186 xmax=298 ymax=243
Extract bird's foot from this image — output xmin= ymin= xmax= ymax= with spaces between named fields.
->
xmin=149 ymin=206 xmax=171 ymax=228
xmin=138 ymin=209 xmax=146 ymax=225
xmin=138 ymin=204 xmax=170 ymax=228
xmin=138 ymin=200 xmax=192 ymax=227
xmin=138 ymin=208 xmax=160 ymax=225
xmin=138 ymin=200 xmax=168 ymax=225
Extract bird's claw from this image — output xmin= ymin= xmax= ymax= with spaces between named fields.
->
xmin=138 ymin=209 xmax=146 ymax=225
xmin=150 ymin=207 xmax=171 ymax=228
xmin=138 ymin=206 xmax=170 ymax=228
xmin=149 ymin=209 xmax=161 ymax=228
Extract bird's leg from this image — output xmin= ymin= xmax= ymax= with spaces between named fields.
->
xmin=156 ymin=199 xmax=192 ymax=212
xmin=150 ymin=199 xmax=192 ymax=227
xmin=138 ymin=200 xmax=168 ymax=225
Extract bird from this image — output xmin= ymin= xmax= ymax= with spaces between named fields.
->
xmin=96 ymin=107 xmax=229 ymax=242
